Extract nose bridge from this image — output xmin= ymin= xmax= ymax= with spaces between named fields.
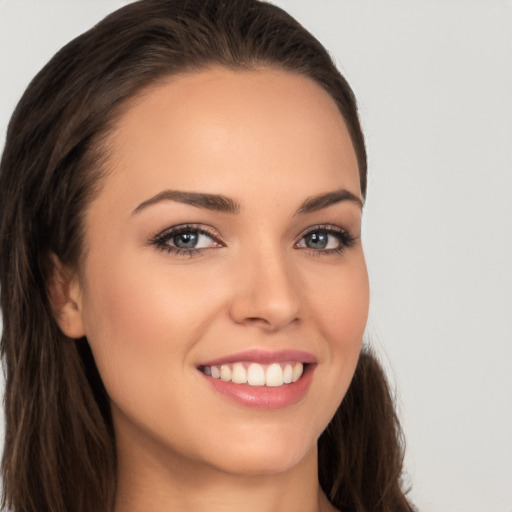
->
xmin=229 ymin=238 xmax=301 ymax=330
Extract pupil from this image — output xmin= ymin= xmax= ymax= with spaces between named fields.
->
xmin=306 ymin=232 xmax=328 ymax=249
xmin=174 ymin=232 xmax=198 ymax=249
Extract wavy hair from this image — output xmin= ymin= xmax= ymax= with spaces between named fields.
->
xmin=0 ymin=1 xmax=413 ymax=510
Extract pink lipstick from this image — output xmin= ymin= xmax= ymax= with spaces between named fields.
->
xmin=197 ymin=349 xmax=316 ymax=409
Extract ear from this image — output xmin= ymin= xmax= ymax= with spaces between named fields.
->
xmin=46 ymin=253 xmax=86 ymax=339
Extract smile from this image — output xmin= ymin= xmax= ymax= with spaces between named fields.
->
xmin=200 ymin=362 xmax=304 ymax=387
xmin=197 ymin=350 xmax=316 ymax=409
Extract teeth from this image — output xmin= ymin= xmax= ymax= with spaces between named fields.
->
xmin=231 ymin=363 xmax=247 ymax=384
xmin=266 ymin=363 xmax=283 ymax=387
xmin=283 ymin=364 xmax=293 ymax=384
xmin=292 ymin=363 xmax=303 ymax=382
xmin=220 ymin=365 xmax=231 ymax=382
xmin=203 ymin=362 xmax=304 ymax=387
xmin=247 ymin=363 xmax=265 ymax=386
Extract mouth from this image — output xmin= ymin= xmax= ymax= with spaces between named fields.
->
xmin=198 ymin=361 xmax=305 ymax=387
xmin=197 ymin=350 xmax=316 ymax=409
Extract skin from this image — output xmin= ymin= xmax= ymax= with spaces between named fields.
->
xmin=54 ymin=67 xmax=369 ymax=512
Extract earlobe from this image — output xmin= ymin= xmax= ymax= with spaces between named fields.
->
xmin=46 ymin=253 xmax=86 ymax=339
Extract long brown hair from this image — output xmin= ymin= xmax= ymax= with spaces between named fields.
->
xmin=0 ymin=1 xmax=413 ymax=511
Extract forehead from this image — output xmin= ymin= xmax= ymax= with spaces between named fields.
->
xmin=101 ymin=67 xmax=360 ymax=205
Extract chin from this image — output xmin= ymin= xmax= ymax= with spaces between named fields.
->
xmin=200 ymin=425 xmax=319 ymax=477
xmin=215 ymin=448 xmax=313 ymax=477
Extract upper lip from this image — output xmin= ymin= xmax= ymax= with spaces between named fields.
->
xmin=198 ymin=349 xmax=317 ymax=367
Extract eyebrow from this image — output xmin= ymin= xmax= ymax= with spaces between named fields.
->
xmin=295 ymin=189 xmax=363 ymax=214
xmin=132 ymin=190 xmax=241 ymax=215
xmin=132 ymin=188 xmax=362 ymax=216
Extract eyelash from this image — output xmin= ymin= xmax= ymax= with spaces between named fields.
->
xmin=150 ymin=224 xmax=221 ymax=258
xmin=295 ymin=224 xmax=357 ymax=257
xmin=150 ymin=223 xmax=357 ymax=258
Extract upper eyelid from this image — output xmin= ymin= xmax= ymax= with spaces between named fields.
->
xmin=295 ymin=223 xmax=348 ymax=239
xmin=153 ymin=223 xmax=221 ymax=241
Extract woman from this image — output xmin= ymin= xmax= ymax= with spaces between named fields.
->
xmin=0 ymin=1 xmax=414 ymax=511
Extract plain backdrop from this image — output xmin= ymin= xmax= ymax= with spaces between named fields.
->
xmin=1 ymin=1 xmax=511 ymax=511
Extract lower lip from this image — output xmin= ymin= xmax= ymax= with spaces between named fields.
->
xmin=200 ymin=364 xmax=315 ymax=410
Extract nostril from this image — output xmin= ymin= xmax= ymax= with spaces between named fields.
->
xmin=227 ymin=263 xmax=301 ymax=330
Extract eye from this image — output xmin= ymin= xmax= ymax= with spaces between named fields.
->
xmin=151 ymin=224 xmax=222 ymax=256
xmin=170 ymin=231 xmax=213 ymax=249
xmin=296 ymin=225 xmax=356 ymax=254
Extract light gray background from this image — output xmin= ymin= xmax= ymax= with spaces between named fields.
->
xmin=1 ymin=1 xmax=511 ymax=511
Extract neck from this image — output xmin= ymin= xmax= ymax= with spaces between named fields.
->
xmin=114 ymin=425 xmax=336 ymax=512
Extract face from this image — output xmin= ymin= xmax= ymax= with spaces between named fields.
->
xmin=70 ymin=68 xmax=369 ymax=477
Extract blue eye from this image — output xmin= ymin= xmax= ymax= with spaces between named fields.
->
xmin=152 ymin=224 xmax=221 ymax=256
xmin=171 ymin=231 xmax=213 ymax=249
xmin=296 ymin=226 xmax=356 ymax=253
xmin=302 ymin=232 xmax=335 ymax=250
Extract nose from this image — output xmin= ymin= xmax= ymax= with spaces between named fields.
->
xmin=228 ymin=247 xmax=301 ymax=331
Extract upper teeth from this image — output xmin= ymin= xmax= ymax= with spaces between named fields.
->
xmin=202 ymin=362 xmax=304 ymax=387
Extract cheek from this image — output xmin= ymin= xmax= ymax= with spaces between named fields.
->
xmin=304 ymin=254 xmax=369 ymax=411
xmin=78 ymin=254 xmax=222 ymax=409
xmin=309 ymin=255 xmax=369 ymax=349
